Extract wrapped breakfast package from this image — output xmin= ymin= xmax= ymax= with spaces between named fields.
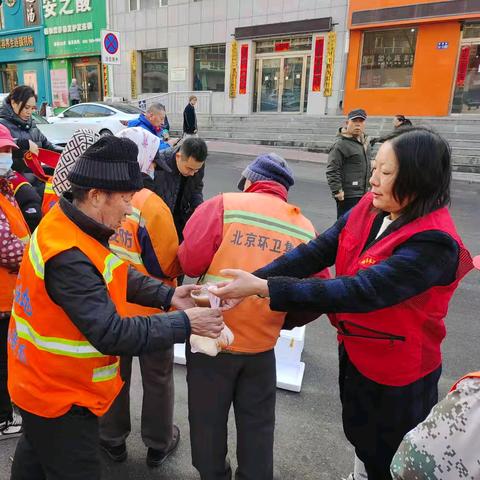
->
xmin=190 ymin=325 xmax=234 ymax=357
xmin=190 ymin=285 xmax=234 ymax=357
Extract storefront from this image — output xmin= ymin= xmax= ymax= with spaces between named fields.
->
xmin=0 ymin=0 xmax=49 ymax=103
xmin=44 ymin=0 xmax=106 ymax=111
xmin=344 ymin=0 xmax=480 ymax=117
xmin=452 ymin=23 xmax=480 ymax=113
xmin=233 ymin=18 xmax=336 ymax=115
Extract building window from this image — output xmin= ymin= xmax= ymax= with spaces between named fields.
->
xmin=142 ymin=49 xmax=168 ymax=93
xmin=130 ymin=0 xmax=166 ymax=10
xmin=463 ymin=24 xmax=480 ymax=39
xmin=193 ymin=44 xmax=226 ymax=92
xmin=359 ymin=28 xmax=417 ymax=89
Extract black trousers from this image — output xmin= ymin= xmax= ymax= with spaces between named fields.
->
xmin=336 ymin=197 xmax=362 ymax=219
xmin=339 ymin=345 xmax=441 ymax=480
xmin=11 ymin=406 xmax=101 ymax=480
xmin=70 ymin=99 xmax=80 ymax=105
xmin=186 ymin=348 xmax=276 ymax=480
xmin=100 ymin=347 xmax=175 ymax=451
xmin=0 ymin=317 xmax=12 ymax=423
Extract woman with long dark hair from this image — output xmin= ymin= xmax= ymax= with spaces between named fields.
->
xmin=210 ymin=127 xmax=474 ymax=480
xmin=0 ymin=85 xmax=61 ymax=175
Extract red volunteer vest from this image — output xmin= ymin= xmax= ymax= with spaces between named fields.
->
xmin=334 ymin=193 xmax=472 ymax=386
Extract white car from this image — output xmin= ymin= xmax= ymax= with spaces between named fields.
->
xmin=33 ymin=112 xmax=78 ymax=147
xmin=48 ymin=102 xmax=143 ymax=136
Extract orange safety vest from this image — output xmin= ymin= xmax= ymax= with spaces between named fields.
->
xmin=8 ymin=203 xmax=128 ymax=418
xmin=109 ymin=188 xmax=179 ymax=316
xmin=451 ymin=371 xmax=480 ymax=392
xmin=0 ymin=193 xmax=30 ymax=313
xmin=41 ymin=176 xmax=59 ymax=216
xmin=203 ymin=192 xmax=316 ymax=353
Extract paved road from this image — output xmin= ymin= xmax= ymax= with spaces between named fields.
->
xmin=1 ymin=152 xmax=479 ymax=480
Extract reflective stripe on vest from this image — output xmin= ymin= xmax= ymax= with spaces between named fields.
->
xmin=28 ymin=231 xmax=123 ymax=286
xmin=127 ymin=207 xmax=142 ymax=225
xmin=28 ymin=229 xmax=45 ymax=280
xmin=44 ymin=182 xmax=55 ymax=195
xmin=110 ymin=244 xmax=143 ymax=266
xmin=12 ymin=308 xmax=104 ymax=359
xmin=92 ymin=361 xmax=120 ymax=383
xmin=224 ymin=209 xmax=315 ymax=243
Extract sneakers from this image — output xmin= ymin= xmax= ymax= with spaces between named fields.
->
xmin=0 ymin=410 xmax=23 ymax=441
xmin=343 ymin=475 xmax=355 ymax=480
xmin=146 ymin=425 xmax=180 ymax=468
xmin=99 ymin=440 xmax=127 ymax=462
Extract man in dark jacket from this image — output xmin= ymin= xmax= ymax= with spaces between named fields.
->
xmin=8 ymin=136 xmax=223 ymax=480
xmin=326 ymin=109 xmax=371 ymax=219
xmin=151 ymin=137 xmax=207 ymax=240
xmin=183 ymin=96 xmax=198 ymax=137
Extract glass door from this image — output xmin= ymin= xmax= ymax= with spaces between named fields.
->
xmin=73 ymin=63 xmax=101 ymax=103
xmin=255 ymin=56 xmax=310 ymax=113
xmin=452 ymin=43 xmax=480 ymax=113
xmin=259 ymin=58 xmax=281 ymax=112
xmin=282 ymin=57 xmax=305 ymax=112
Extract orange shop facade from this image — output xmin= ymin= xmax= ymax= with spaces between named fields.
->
xmin=343 ymin=0 xmax=480 ymax=116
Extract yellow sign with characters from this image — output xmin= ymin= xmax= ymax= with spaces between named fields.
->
xmin=229 ymin=40 xmax=238 ymax=99
xmin=131 ymin=51 xmax=137 ymax=99
xmin=323 ymin=32 xmax=336 ymax=97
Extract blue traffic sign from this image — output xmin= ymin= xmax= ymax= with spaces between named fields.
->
xmin=104 ymin=33 xmax=119 ymax=55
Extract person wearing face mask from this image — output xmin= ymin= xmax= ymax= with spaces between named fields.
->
xmin=0 ymin=125 xmax=30 ymax=440
xmin=209 ymin=127 xmax=474 ymax=480
xmin=0 ymin=85 xmax=62 ymax=177
xmin=99 ymin=127 xmax=183 ymax=468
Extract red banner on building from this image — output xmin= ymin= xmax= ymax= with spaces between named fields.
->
xmin=239 ymin=44 xmax=248 ymax=95
xmin=312 ymin=37 xmax=324 ymax=92
xmin=456 ymin=46 xmax=471 ymax=87
xmin=275 ymin=41 xmax=290 ymax=52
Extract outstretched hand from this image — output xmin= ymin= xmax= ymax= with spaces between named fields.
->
xmin=208 ymin=269 xmax=269 ymax=300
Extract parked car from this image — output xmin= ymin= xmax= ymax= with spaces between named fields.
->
xmin=48 ymin=102 xmax=143 ymax=136
xmin=32 ymin=112 xmax=78 ymax=147
xmin=0 ymin=93 xmax=9 ymax=104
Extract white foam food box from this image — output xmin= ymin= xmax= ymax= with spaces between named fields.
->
xmin=174 ymin=326 xmax=306 ymax=393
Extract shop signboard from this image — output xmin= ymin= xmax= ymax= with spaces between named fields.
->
xmin=312 ymin=37 xmax=324 ymax=92
xmin=0 ymin=31 xmax=45 ymax=62
xmin=456 ymin=46 xmax=471 ymax=87
xmin=239 ymin=44 xmax=248 ymax=95
xmin=323 ymin=32 xmax=336 ymax=97
xmin=25 ymin=0 xmax=41 ymax=26
xmin=229 ymin=40 xmax=238 ymax=98
xmin=43 ymin=0 xmax=106 ymax=57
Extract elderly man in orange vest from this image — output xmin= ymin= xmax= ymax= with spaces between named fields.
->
xmin=8 ymin=136 xmax=223 ymax=480
xmin=0 ymin=125 xmax=30 ymax=440
xmin=178 ymin=153 xmax=326 ymax=480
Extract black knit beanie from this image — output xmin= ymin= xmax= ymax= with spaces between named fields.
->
xmin=67 ymin=136 xmax=143 ymax=191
